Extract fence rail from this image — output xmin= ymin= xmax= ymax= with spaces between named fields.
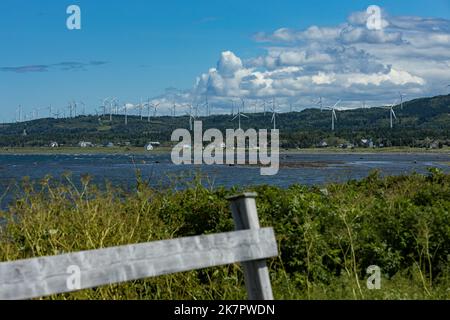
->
xmin=0 ymin=193 xmax=278 ymax=300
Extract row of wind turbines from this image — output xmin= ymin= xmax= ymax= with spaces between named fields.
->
xmin=14 ymin=92 xmax=408 ymax=132
xmin=230 ymin=92 xmax=406 ymax=131
xmin=15 ymin=101 xmax=87 ymax=122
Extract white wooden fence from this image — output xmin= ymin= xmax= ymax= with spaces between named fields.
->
xmin=0 ymin=192 xmax=278 ymax=300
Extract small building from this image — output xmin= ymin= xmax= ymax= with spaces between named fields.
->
xmin=360 ymin=139 xmax=374 ymax=148
xmin=429 ymin=141 xmax=440 ymax=149
xmin=317 ymin=141 xmax=328 ymax=148
xmin=79 ymin=141 xmax=94 ymax=148
xmin=49 ymin=141 xmax=59 ymax=148
xmin=145 ymin=141 xmax=162 ymax=151
xmin=105 ymin=142 xmax=114 ymax=148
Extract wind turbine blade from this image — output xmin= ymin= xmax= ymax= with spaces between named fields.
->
xmin=241 ymin=113 xmax=249 ymax=118
xmin=392 ymin=109 xmax=397 ymax=119
xmin=332 ymin=100 xmax=341 ymax=109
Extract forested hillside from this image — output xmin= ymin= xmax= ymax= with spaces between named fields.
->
xmin=0 ymin=95 xmax=448 ymax=148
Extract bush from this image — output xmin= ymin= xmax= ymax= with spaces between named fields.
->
xmin=0 ymin=169 xmax=449 ymax=299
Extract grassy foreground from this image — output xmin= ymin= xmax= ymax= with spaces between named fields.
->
xmin=0 ymin=169 xmax=449 ymax=300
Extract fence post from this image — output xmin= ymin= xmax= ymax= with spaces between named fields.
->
xmin=227 ymin=192 xmax=274 ymax=300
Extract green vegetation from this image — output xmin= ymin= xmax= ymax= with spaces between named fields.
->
xmin=0 ymin=146 xmax=449 ymax=155
xmin=0 ymin=146 xmax=173 ymax=154
xmin=0 ymin=169 xmax=449 ymax=300
xmin=1 ymin=94 xmax=449 ymax=149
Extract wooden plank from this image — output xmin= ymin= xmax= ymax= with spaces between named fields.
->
xmin=0 ymin=228 xmax=277 ymax=300
xmin=227 ymin=193 xmax=275 ymax=300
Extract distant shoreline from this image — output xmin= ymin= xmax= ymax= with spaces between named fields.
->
xmin=0 ymin=146 xmax=448 ymax=156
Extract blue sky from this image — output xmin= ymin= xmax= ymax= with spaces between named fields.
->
xmin=1 ymin=0 xmax=450 ymax=121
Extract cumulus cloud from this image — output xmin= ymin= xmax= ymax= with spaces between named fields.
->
xmin=154 ymin=7 xmax=450 ymax=112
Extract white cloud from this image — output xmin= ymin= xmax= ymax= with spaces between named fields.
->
xmin=312 ymin=72 xmax=336 ymax=85
xmin=152 ymin=7 xmax=450 ymax=113
xmin=343 ymin=68 xmax=425 ymax=87
xmin=217 ymin=51 xmax=243 ymax=77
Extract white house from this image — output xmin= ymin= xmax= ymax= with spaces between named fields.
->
xmin=79 ymin=141 xmax=94 ymax=148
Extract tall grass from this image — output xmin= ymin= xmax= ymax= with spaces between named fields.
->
xmin=0 ymin=169 xmax=449 ymax=300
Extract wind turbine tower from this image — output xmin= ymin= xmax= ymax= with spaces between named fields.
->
xmin=231 ymin=102 xmax=248 ymax=130
xmin=399 ymin=92 xmax=405 ymax=110
xmin=271 ymin=103 xmax=279 ymax=130
xmin=323 ymin=100 xmax=340 ymax=131
xmin=384 ymin=101 xmax=398 ymax=129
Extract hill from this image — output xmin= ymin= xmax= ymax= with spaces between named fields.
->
xmin=0 ymin=94 xmax=449 ymax=148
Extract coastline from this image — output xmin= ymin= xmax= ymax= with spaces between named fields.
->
xmin=0 ymin=146 xmax=448 ymax=156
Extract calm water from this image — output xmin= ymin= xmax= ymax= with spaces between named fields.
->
xmin=0 ymin=153 xmax=448 ymax=193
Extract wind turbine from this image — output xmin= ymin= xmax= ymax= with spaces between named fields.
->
xmin=124 ymin=103 xmax=134 ymax=125
xmin=270 ymin=102 xmax=279 ymax=130
xmin=262 ymin=100 xmax=269 ymax=116
xmin=72 ymin=101 xmax=77 ymax=117
xmin=229 ymin=99 xmax=235 ymax=116
xmin=53 ymin=109 xmax=61 ymax=119
xmin=398 ymin=92 xmax=406 ymax=110
xmin=139 ymin=98 xmax=144 ymax=120
xmin=146 ymin=99 xmax=153 ymax=122
xmin=101 ymin=98 xmax=110 ymax=117
xmin=109 ymin=98 xmax=118 ymax=121
xmin=384 ymin=100 xmax=398 ymax=129
xmin=115 ymin=101 xmax=119 ymax=115
xmin=250 ymin=100 xmax=258 ymax=113
xmin=241 ymin=98 xmax=247 ymax=114
xmin=16 ymin=105 xmax=22 ymax=122
xmin=186 ymin=104 xmax=195 ymax=130
xmin=314 ymin=97 xmax=324 ymax=111
xmin=231 ymin=102 xmax=248 ymax=130
xmin=151 ymin=102 xmax=160 ymax=118
xmin=194 ymin=103 xmax=200 ymax=118
xmin=67 ymin=102 xmax=73 ymax=118
xmin=79 ymin=102 xmax=86 ymax=116
xmin=323 ymin=100 xmax=340 ymax=131
xmin=172 ymin=103 xmax=177 ymax=117
xmin=33 ymin=107 xmax=40 ymax=119
xmin=202 ymin=94 xmax=210 ymax=116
